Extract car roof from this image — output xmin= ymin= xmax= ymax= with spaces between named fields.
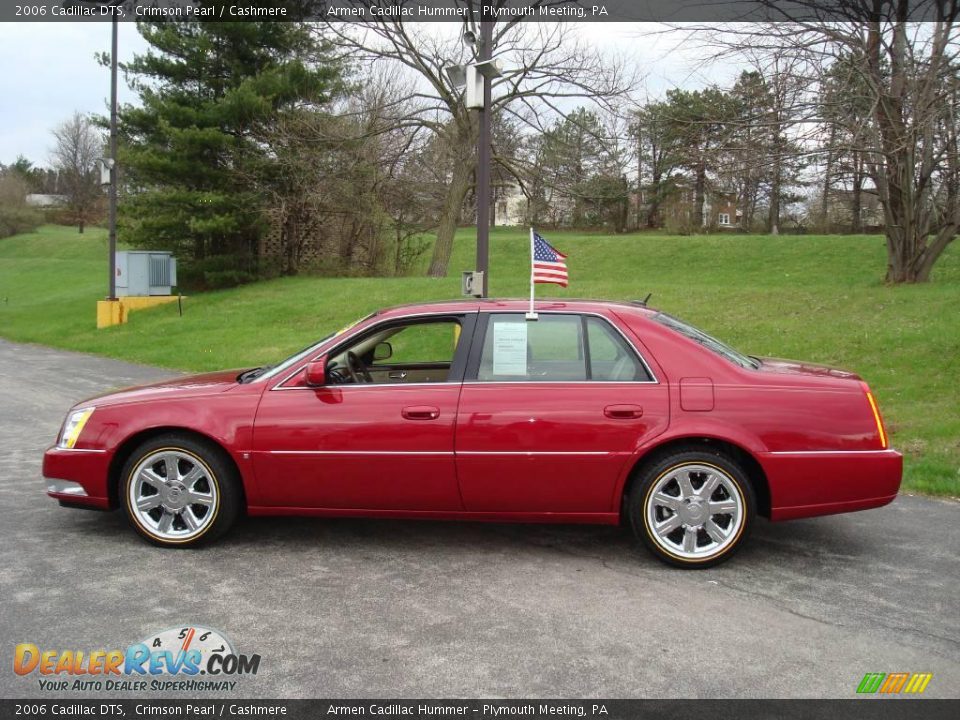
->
xmin=375 ymin=298 xmax=659 ymax=319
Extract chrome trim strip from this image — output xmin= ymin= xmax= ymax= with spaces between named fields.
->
xmin=272 ymin=381 xmax=454 ymax=392
xmin=44 ymin=478 xmax=89 ymax=496
xmin=765 ymin=449 xmax=899 ymax=456
xmin=461 ymin=380 xmax=657 ymax=386
xmin=265 ymin=450 xmax=615 ymax=457
xmin=54 ymin=447 xmax=108 ymax=454
xmin=267 ymin=450 xmax=453 ymax=456
xmin=271 ymin=309 xmax=660 ymax=390
xmin=275 ymin=380 xmax=657 ymax=391
xmin=456 ymin=451 xmax=614 ymax=456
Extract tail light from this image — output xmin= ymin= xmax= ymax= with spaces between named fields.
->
xmin=861 ymin=382 xmax=888 ymax=449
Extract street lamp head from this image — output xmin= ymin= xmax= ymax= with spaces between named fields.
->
xmin=444 ymin=64 xmax=468 ymax=89
xmin=474 ymin=59 xmax=504 ymax=80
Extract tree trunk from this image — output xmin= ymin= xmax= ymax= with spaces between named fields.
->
xmin=694 ymin=162 xmax=706 ymax=229
xmin=426 ymin=154 xmax=474 ymax=278
xmin=768 ymin=175 xmax=780 ymax=235
xmin=647 ymin=172 xmax=662 ymax=229
xmin=617 ymin=176 xmax=628 ymax=233
xmin=768 ymin=134 xmax=782 ymax=235
xmin=820 ymin=124 xmax=836 ymax=231
xmin=635 ymin=131 xmax=643 ymax=230
xmin=850 ymin=156 xmax=863 ymax=234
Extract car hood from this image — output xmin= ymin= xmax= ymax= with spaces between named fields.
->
xmin=756 ymin=357 xmax=862 ymax=381
xmin=77 ymin=369 xmax=244 ymax=408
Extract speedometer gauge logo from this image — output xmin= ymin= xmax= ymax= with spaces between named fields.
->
xmin=140 ymin=625 xmax=235 ymax=671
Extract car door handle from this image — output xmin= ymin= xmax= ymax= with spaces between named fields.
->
xmin=402 ymin=406 xmax=440 ymax=420
xmin=604 ymin=404 xmax=643 ymax=419
xmin=388 ymin=371 xmax=407 ymax=379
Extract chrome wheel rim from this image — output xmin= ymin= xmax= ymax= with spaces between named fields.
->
xmin=128 ymin=450 xmax=218 ymax=542
xmin=645 ymin=463 xmax=744 ymax=561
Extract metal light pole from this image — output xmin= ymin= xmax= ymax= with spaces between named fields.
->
xmin=70 ymin=0 xmax=121 ymax=300
xmin=446 ymin=13 xmax=501 ymax=299
xmin=107 ymin=10 xmax=118 ymax=300
xmin=474 ymin=16 xmax=494 ymax=298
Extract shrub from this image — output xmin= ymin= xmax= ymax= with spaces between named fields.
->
xmin=176 ymin=254 xmax=281 ymax=291
xmin=0 ymin=174 xmax=43 ymax=238
xmin=0 ymin=206 xmax=43 ymax=239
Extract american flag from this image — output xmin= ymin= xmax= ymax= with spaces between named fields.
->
xmin=532 ymin=232 xmax=568 ymax=287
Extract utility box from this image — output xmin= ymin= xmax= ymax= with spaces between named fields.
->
xmin=115 ymin=251 xmax=177 ymax=297
xmin=462 ymin=270 xmax=484 ymax=297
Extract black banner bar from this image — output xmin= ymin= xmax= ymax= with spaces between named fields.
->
xmin=1 ymin=0 xmax=949 ymax=24
xmin=3 ymin=700 xmax=960 ymax=720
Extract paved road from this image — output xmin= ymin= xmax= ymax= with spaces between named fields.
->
xmin=1 ymin=338 xmax=958 ymax=699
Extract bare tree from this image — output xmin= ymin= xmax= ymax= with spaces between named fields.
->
xmin=51 ymin=112 xmax=104 ymax=234
xmin=321 ymin=2 xmax=635 ymax=276
xmin=246 ymin=67 xmax=431 ymax=276
xmin=671 ymin=0 xmax=960 ymax=282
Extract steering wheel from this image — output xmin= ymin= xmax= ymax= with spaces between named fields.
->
xmin=346 ymin=351 xmax=373 ymax=384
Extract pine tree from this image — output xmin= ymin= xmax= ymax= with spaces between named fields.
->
xmin=118 ymin=19 xmax=341 ymax=283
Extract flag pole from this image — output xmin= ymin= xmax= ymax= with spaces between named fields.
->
xmin=526 ymin=227 xmax=538 ymax=320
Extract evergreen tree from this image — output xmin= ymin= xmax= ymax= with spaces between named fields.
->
xmin=117 ymin=18 xmax=341 ymax=281
xmin=632 ymin=101 xmax=684 ymax=229
xmin=818 ymin=53 xmax=874 ymax=232
xmin=534 ymin=108 xmax=628 ymax=229
xmin=663 ymin=88 xmax=738 ymax=229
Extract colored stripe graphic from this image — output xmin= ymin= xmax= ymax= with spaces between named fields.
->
xmin=857 ymin=673 xmax=885 ymax=693
xmin=880 ymin=672 xmax=909 ymax=693
xmin=857 ymin=672 xmax=932 ymax=694
xmin=904 ymin=673 xmax=933 ymax=694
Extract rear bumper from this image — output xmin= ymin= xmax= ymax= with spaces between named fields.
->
xmin=759 ymin=449 xmax=902 ymax=521
xmin=42 ymin=447 xmax=112 ymax=510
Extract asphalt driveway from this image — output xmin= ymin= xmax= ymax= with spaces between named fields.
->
xmin=1 ymin=338 xmax=958 ymax=699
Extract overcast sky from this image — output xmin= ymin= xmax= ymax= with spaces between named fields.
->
xmin=0 ymin=21 xmax=737 ymax=168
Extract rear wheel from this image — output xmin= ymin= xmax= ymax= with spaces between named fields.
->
xmin=121 ymin=434 xmax=242 ymax=548
xmin=627 ymin=448 xmax=755 ymax=568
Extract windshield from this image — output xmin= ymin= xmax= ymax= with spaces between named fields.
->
xmin=651 ymin=312 xmax=760 ymax=369
xmin=254 ymin=312 xmax=377 ymax=382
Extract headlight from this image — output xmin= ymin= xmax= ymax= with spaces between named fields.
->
xmin=58 ymin=408 xmax=95 ymax=449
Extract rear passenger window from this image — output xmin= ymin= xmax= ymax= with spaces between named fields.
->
xmin=586 ymin=317 xmax=649 ymax=381
xmin=475 ymin=314 xmax=651 ymax=382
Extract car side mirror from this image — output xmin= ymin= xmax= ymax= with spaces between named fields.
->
xmin=373 ymin=342 xmax=393 ymax=362
xmin=305 ymin=358 xmax=327 ymax=387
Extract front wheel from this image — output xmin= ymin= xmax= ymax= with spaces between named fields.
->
xmin=121 ymin=434 xmax=242 ymax=548
xmin=627 ymin=448 xmax=755 ymax=568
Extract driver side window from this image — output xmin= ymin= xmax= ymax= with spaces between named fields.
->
xmin=327 ymin=318 xmax=463 ymax=385
xmin=373 ymin=322 xmax=459 ymax=366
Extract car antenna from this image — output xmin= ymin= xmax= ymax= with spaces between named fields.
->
xmin=635 ymin=293 xmax=652 ymax=307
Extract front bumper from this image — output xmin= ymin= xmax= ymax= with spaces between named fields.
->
xmin=42 ymin=447 xmax=112 ymax=510
xmin=759 ymin=448 xmax=903 ymax=521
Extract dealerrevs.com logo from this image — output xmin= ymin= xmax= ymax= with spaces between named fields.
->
xmin=14 ymin=626 xmax=261 ymax=693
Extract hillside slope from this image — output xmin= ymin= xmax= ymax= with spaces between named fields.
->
xmin=1 ymin=224 xmax=957 ymax=495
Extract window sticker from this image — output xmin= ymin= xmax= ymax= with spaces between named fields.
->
xmin=492 ymin=320 xmax=528 ymax=376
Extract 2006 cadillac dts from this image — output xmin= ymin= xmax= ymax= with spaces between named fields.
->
xmin=43 ymin=299 xmax=901 ymax=567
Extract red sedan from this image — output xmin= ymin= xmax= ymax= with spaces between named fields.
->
xmin=43 ymin=299 xmax=901 ymax=567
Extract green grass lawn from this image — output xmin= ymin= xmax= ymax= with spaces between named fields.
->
xmin=2 ymin=224 xmax=958 ymax=497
